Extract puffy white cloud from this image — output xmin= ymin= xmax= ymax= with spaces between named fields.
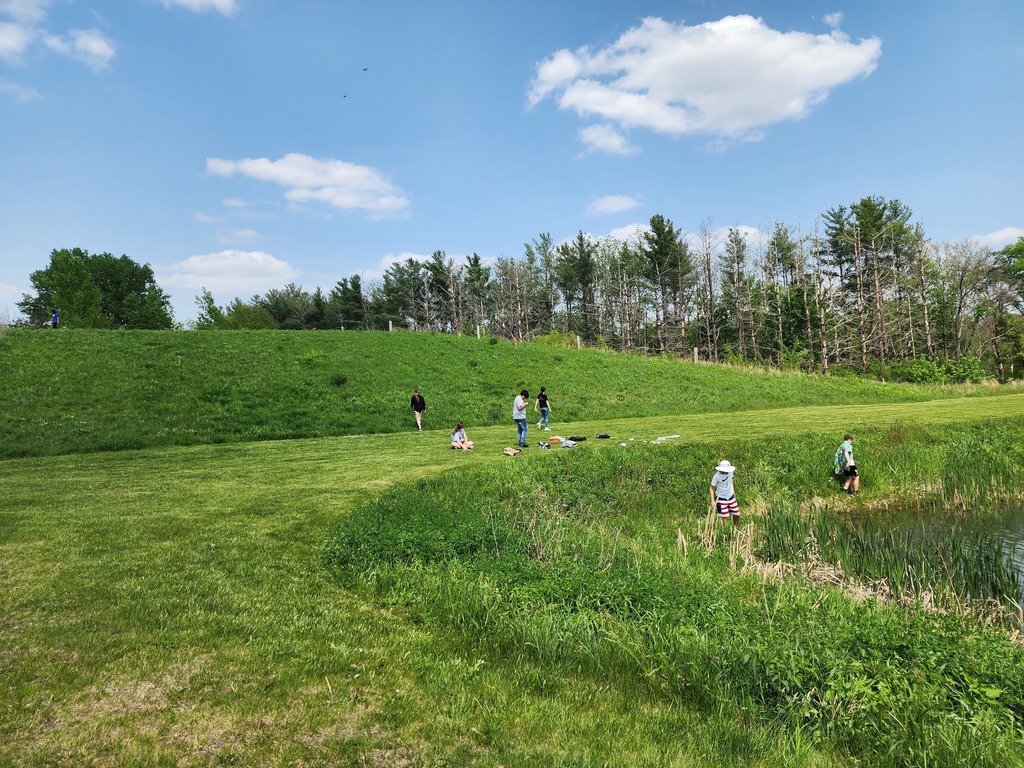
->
xmin=159 ymin=0 xmax=237 ymax=16
xmin=44 ymin=28 xmax=115 ymax=71
xmin=578 ymin=124 xmax=638 ymax=155
xmin=824 ymin=12 xmax=844 ymax=30
xmin=0 ymin=20 xmax=33 ymax=60
xmin=973 ymin=227 xmax=1024 ymax=250
xmin=207 ymin=153 xmax=411 ymax=219
xmin=157 ymin=250 xmax=300 ymax=294
xmin=604 ymin=222 xmax=650 ymax=242
xmin=356 ymin=251 xmax=427 ymax=284
xmin=586 ymin=194 xmax=640 ymax=216
xmin=530 ymin=14 xmax=881 ymax=148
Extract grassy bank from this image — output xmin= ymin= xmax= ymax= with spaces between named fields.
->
xmin=1 ymin=328 xmax=1015 ymax=458
xmin=4 ymin=398 xmax=1021 ymax=765
xmin=4 ymin=326 xmax=1024 ymax=765
xmin=328 ymin=419 xmax=1024 ymax=767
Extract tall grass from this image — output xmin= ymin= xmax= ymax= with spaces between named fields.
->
xmin=327 ymin=420 xmax=1024 ymax=767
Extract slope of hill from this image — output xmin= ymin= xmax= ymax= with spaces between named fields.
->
xmin=0 ymin=328 xmax=1012 ymax=458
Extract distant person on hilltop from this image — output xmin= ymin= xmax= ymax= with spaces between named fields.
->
xmin=513 ymin=389 xmax=529 ymax=448
xmin=450 ymin=422 xmax=474 ymax=450
xmin=710 ymin=460 xmax=740 ymax=525
xmin=410 ymin=388 xmax=427 ymax=432
xmin=535 ymin=386 xmax=551 ymax=431
xmin=51 ymin=308 xmax=60 ymax=329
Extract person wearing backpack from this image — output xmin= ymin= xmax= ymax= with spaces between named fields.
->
xmin=837 ymin=434 xmax=859 ymax=495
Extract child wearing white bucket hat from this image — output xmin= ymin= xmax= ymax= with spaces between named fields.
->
xmin=710 ymin=460 xmax=740 ymax=524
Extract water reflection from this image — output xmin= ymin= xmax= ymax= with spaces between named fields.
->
xmin=893 ymin=505 xmax=1024 ymax=603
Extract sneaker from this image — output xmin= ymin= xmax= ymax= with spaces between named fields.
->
xmin=544 ymin=427 xmax=551 ymax=431
xmin=537 ymin=421 xmax=543 ymax=428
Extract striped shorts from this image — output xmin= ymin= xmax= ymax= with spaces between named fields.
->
xmin=716 ymin=495 xmax=740 ymax=518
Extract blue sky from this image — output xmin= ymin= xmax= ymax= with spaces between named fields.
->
xmin=2 ymin=0 xmax=1022 ymax=324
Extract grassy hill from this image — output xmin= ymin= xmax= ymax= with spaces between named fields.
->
xmin=3 ymin=328 xmax=1024 ymax=766
xmin=0 ymin=328 xmax=1012 ymax=458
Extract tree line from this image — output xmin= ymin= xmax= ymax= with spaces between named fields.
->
xmin=191 ymin=196 xmax=1024 ymax=382
xmin=16 ymin=197 xmax=1024 ymax=382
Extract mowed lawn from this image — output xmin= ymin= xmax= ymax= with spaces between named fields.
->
xmin=4 ymin=394 xmax=1024 ymax=766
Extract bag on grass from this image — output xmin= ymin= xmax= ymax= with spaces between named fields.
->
xmin=504 ymin=447 xmax=522 ymax=457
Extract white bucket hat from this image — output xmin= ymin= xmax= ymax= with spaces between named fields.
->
xmin=716 ymin=460 xmax=735 ymax=474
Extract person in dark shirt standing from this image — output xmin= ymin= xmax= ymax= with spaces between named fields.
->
xmin=410 ymin=388 xmax=426 ymax=432
xmin=535 ymin=386 xmax=551 ymax=431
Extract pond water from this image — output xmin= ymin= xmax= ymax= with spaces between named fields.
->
xmin=896 ymin=505 xmax=1024 ymax=603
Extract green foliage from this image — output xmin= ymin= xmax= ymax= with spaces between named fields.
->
xmin=328 ymin=422 xmax=1024 ymax=767
xmin=19 ymin=248 xmax=174 ymax=329
xmin=870 ymin=355 xmax=989 ymax=384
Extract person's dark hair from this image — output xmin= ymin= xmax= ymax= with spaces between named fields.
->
xmin=520 ymin=389 xmax=529 ymax=398
xmin=844 ymin=434 xmax=853 ymax=441
xmin=540 ymin=386 xmax=546 ymax=393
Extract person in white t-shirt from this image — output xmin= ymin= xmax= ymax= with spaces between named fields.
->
xmin=513 ymin=390 xmax=529 ymax=447
xmin=450 ymin=422 xmax=474 ymax=450
xmin=710 ymin=460 xmax=740 ymax=524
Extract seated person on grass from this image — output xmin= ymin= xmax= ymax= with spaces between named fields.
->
xmin=450 ymin=422 xmax=474 ymax=450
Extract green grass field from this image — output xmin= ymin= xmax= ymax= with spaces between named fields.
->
xmin=1 ymin=328 xmax=1015 ymax=457
xmin=2 ymin=330 xmax=1024 ymax=766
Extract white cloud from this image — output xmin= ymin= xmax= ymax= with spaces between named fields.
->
xmin=159 ymin=0 xmax=237 ymax=16
xmin=530 ymin=14 xmax=881 ymax=148
xmin=586 ymin=194 xmax=640 ymax=216
xmin=207 ymin=153 xmax=411 ymax=219
xmin=0 ymin=78 xmax=40 ymax=100
xmin=604 ymin=222 xmax=650 ymax=242
xmin=157 ymin=250 xmax=300 ymax=294
xmin=0 ymin=19 xmax=33 ymax=60
xmin=824 ymin=12 xmax=844 ymax=30
xmin=0 ymin=278 xmax=24 ymax=303
xmin=356 ymin=251 xmax=426 ymax=283
xmin=215 ymin=228 xmax=261 ymax=244
xmin=0 ymin=0 xmax=48 ymax=23
xmin=973 ymin=227 xmax=1024 ymax=250
xmin=44 ymin=28 xmax=115 ymax=71
xmin=578 ymin=124 xmax=638 ymax=155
